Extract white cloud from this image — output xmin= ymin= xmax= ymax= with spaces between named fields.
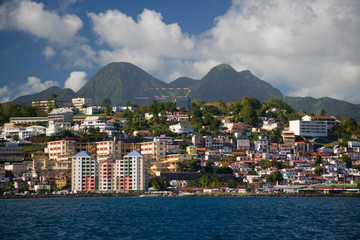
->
xmin=64 ymin=71 xmax=87 ymax=92
xmin=43 ymin=46 xmax=55 ymax=59
xmin=0 ymin=86 xmax=10 ymax=103
xmin=0 ymin=76 xmax=59 ymax=103
xmin=18 ymin=76 xmax=59 ymax=96
xmin=0 ymin=0 xmax=83 ymax=45
xmin=85 ymin=0 xmax=360 ymax=103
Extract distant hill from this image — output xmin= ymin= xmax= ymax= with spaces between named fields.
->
xmin=284 ymin=96 xmax=360 ymax=121
xmin=11 ymin=86 xmax=78 ymax=106
xmin=192 ymin=64 xmax=283 ymax=103
xmin=168 ymin=77 xmax=198 ymax=88
xmin=77 ymin=62 xmax=167 ymax=105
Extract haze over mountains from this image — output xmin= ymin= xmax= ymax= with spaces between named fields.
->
xmin=10 ymin=62 xmax=360 ymax=121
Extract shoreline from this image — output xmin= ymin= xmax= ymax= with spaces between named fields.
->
xmin=1 ymin=192 xmax=360 ymax=199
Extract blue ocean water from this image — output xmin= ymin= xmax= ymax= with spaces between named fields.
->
xmin=1 ymin=197 xmax=360 ymax=240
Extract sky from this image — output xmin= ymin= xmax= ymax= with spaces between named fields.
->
xmin=0 ymin=0 xmax=360 ymax=104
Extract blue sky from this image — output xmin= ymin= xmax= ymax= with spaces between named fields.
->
xmin=1 ymin=0 xmax=360 ymax=104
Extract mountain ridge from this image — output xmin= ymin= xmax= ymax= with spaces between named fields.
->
xmin=8 ymin=62 xmax=360 ymax=121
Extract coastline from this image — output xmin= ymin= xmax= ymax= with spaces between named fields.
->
xmin=1 ymin=192 xmax=360 ymax=199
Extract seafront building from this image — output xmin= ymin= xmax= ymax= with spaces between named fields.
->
xmin=71 ymin=151 xmax=97 ymax=192
xmin=114 ymin=150 xmax=148 ymax=192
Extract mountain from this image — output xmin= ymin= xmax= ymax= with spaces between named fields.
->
xmin=284 ymin=96 xmax=360 ymax=121
xmin=11 ymin=86 xmax=78 ymax=106
xmin=168 ymin=77 xmax=198 ymax=88
xmin=77 ymin=62 xmax=167 ymax=105
xmin=191 ymin=64 xmax=283 ymax=103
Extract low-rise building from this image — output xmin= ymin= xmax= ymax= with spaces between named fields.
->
xmin=169 ymin=123 xmax=194 ymax=134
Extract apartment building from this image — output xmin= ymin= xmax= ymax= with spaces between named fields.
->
xmin=72 ymin=151 xmax=97 ymax=192
xmin=289 ymin=115 xmax=337 ymax=137
xmin=99 ymin=161 xmax=114 ymax=191
xmin=72 ymin=97 xmax=92 ymax=113
xmin=282 ymin=131 xmax=295 ymax=146
xmin=114 ymin=150 xmax=148 ymax=192
xmin=46 ymin=140 xmax=77 ymax=161
xmin=140 ymin=141 xmax=167 ymax=162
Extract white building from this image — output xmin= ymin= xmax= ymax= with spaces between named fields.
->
xmin=289 ymin=115 xmax=337 ymax=137
xmin=80 ymin=116 xmax=115 ymax=136
xmin=169 ymin=123 xmax=194 ymax=134
xmin=48 ymin=107 xmax=74 ymax=122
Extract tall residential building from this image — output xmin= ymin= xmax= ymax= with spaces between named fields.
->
xmin=72 ymin=151 xmax=97 ymax=192
xmin=114 ymin=150 xmax=148 ymax=192
xmin=99 ymin=161 xmax=114 ymax=191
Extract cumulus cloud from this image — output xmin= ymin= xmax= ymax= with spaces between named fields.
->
xmin=0 ymin=76 xmax=59 ymax=103
xmin=18 ymin=76 xmax=59 ymax=96
xmin=0 ymin=0 xmax=83 ymax=45
xmin=64 ymin=71 xmax=87 ymax=92
xmin=197 ymin=0 xmax=360 ymax=102
xmin=43 ymin=46 xmax=55 ymax=59
xmin=86 ymin=0 xmax=360 ymax=103
xmin=88 ymin=9 xmax=198 ymax=80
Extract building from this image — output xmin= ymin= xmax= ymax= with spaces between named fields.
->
xmin=114 ymin=150 xmax=148 ymax=192
xmin=71 ymin=151 xmax=97 ymax=192
xmin=46 ymin=140 xmax=77 ymax=161
xmin=72 ymin=97 xmax=92 ymax=113
xmin=301 ymin=115 xmax=337 ymax=129
xmin=99 ymin=161 xmax=114 ymax=191
xmin=140 ymin=141 xmax=167 ymax=162
xmin=0 ymin=142 xmax=23 ymax=164
xmin=169 ymin=123 xmax=194 ymax=134
xmin=32 ymin=100 xmax=71 ymax=113
xmin=32 ymin=100 xmax=56 ymax=113
xmin=96 ymin=140 xmax=118 ymax=160
xmin=282 ymin=131 xmax=295 ymax=146
xmin=186 ymin=146 xmax=197 ymax=155
xmin=289 ymin=115 xmax=337 ymax=137
xmin=48 ymin=107 xmax=74 ymax=123
xmin=80 ymin=116 xmax=115 ymax=136
xmin=237 ymin=139 xmax=250 ymax=151
xmin=10 ymin=117 xmax=48 ymax=124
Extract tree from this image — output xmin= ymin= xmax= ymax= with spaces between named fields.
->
xmin=319 ymin=109 xmax=326 ymax=116
xmin=189 ymin=159 xmax=201 ymax=172
xmin=269 ymin=171 xmax=283 ymax=183
xmin=313 ymin=167 xmax=323 ymax=176
xmin=226 ymin=179 xmax=239 ymax=188
xmin=241 ymin=105 xmax=258 ymax=126
xmin=340 ymin=154 xmax=352 ymax=168
xmin=315 ymin=155 xmax=322 ymax=166
xmin=150 ymin=177 xmax=168 ymax=191
xmin=216 ymin=166 xmax=233 ymax=174
xmin=102 ymin=99 xmax=111 ymax=107
xmin=203 ymin=161 xmax=214 ymax=174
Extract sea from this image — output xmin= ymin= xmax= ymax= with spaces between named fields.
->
xmin=1 ymin=197 xmax=360 ymax=240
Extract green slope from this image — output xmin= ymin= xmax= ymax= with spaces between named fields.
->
xmin=76 ymin=62 xmax=167 ymax=105
xmin=11 ymin=86 xmax=78 ymax=106
xmin=284 ymin=96 xmax=360 ymax=121
xmin=192 ymin=64 xmax=283 ymax=103
xmin=168 ymin=77 xmax=199 ymax=88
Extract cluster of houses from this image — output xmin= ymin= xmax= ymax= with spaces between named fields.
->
xmin=1 ymin=98 xmax=360 ymax=194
